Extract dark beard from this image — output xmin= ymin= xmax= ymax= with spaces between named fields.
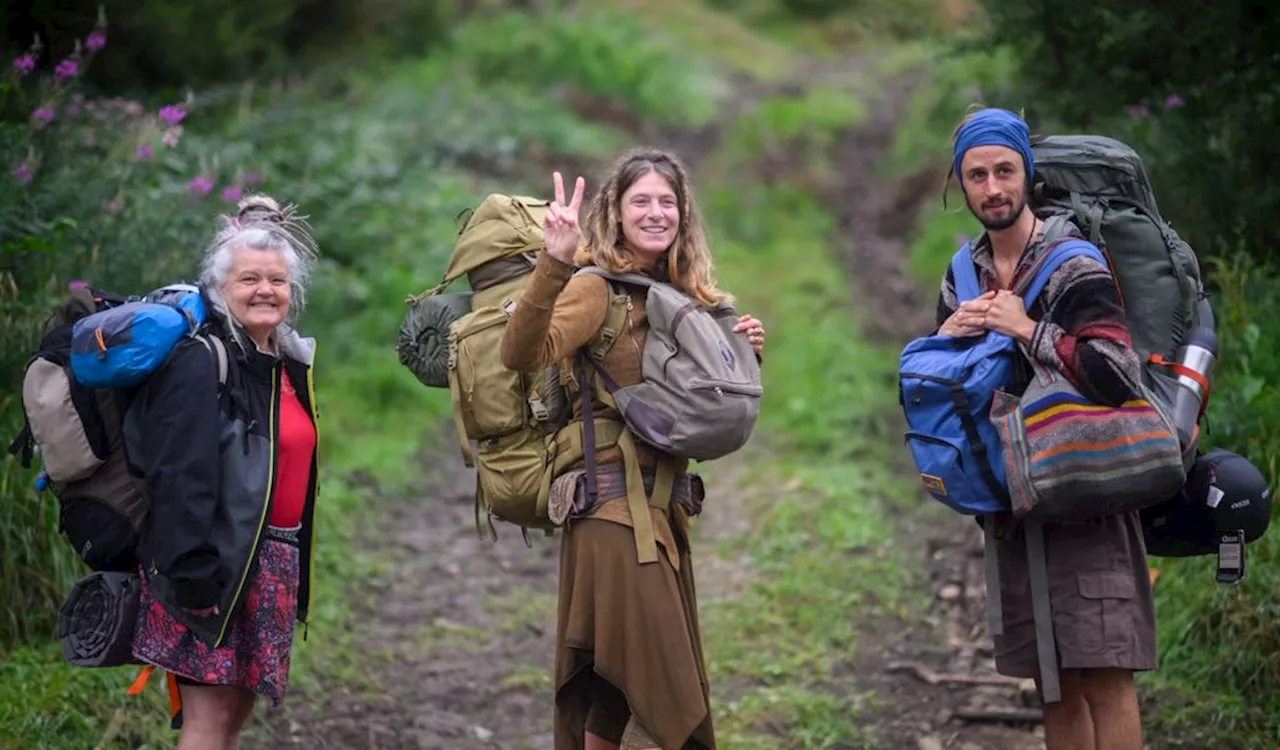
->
xmin=972 ymin=196 xmax=1026 ymax=231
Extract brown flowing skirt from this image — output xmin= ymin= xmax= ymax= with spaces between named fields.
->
xmin=554 ymin=505 xmax=716 ymax=750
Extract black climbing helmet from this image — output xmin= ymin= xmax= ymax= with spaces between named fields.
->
xmin=1141 ymin=448 xmax=1273 ymax=558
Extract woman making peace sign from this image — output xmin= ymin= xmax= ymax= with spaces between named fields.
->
xmin=501 ymin=148 xmax=765 ymax=750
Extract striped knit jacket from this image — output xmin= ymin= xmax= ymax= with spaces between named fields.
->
xmin=934 ymin=214 xmax=1142 ymax=406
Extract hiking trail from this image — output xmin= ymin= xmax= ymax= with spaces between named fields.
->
xmin=245 ymin=51 xmax=1048 ymax=750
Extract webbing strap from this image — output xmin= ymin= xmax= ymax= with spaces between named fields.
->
xmin=475 ymin=482 xmax=496 ymax=541
xmin=945 ymin=384 xmax=1007 ymax=503
xmin=447 ymin=359 xmax=474 ymax=468
xmin=126 ymin=666 xmax=184 ymax=730
xmin=1149 ymin=354 xmax=1212 ymax=420
xmin=616 ymin=429 xmax=660 ymax=565
xmin=1025 ymin=520 xmax=1061 ymax=703
xmin=983 ymin=514 xmax=1003 ymax=637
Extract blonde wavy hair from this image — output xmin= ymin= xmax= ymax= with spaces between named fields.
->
xmin=576 ymin=147 xmax=729 ymax=307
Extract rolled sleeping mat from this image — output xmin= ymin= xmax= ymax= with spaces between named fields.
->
xmin=397 ymin=291 xmax=474 ymax=389
xmin=57 ymin=571 xmax=142 ymax=668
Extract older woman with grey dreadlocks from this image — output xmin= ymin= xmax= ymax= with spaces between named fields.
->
xmin=126 ymin=194 xmax=322 ymax=748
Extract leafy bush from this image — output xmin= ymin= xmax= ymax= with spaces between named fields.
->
xmin=972 ymin=0 xmax=1280 ymax=269
xmin=3 ymin=0 xmax=459 ymax=92
xmin=1143 ymin=252 xmax=1280 ymax=739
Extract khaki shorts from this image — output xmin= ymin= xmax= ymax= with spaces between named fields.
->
xmin=991 ymin=511 xmax=1159 ymax=678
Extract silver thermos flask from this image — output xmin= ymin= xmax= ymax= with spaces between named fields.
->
xmin=1168 ymin=297 xmax=1218 ymax=450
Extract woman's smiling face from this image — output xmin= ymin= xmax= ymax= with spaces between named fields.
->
xmin=619 ymin=170 xmax=680 ymax=262
xmin=219 ymin=246 xmax=291 ymax=345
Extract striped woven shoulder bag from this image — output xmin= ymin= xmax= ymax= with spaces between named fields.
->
xmin=989 ymin=353 xmax=1187 ymax=522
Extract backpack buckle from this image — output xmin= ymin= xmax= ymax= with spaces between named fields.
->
xmin=529 ymin=396 xmax=549 ymax=422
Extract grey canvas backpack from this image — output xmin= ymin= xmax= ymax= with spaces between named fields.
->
xmin=575 ymin=267 xmax=763 ymax=462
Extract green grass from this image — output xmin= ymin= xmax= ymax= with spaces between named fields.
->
xmin=683 ymin=179 xmax=923 ymax=747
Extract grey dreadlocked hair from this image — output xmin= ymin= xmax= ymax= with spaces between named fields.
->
xmin=578 ymin=147 xmax=729 ymax=308
xmin=198 ymin=193 xmax=319 ymax=347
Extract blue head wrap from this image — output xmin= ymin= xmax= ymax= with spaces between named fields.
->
xmin=952 ymin=108 xmax=1034 ymax=187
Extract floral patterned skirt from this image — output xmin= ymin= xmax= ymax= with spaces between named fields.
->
xmin=131 ymin=538 xmax=300 ymax=706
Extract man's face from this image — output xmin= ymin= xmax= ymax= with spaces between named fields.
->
xmin=959 ymin=145 xmax=1027 ymax=231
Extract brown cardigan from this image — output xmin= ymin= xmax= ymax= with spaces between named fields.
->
xmin=500 ymin=251 xmax=688 ymax=568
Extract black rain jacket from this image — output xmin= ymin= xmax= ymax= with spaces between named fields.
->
xmin=123 ymin=300 xmax=319 ymax=648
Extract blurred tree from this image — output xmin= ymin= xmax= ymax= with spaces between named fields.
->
xmin=977 ymin=0 xmax=1279 ymax=264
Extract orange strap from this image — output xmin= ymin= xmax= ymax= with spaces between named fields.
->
xmin=166 ymin=672 xmax=182 ymax=726
xmin=126 ymin=665 xmax=154 ymax=695
xmin=126 ymin=665 xmax=184 ymax=729
xmin=1149 ymin=354 xmax=1211 ymax=418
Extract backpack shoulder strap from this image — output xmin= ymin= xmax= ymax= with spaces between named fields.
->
xmin=949 ymin=243 xmax=982 ymax=302
xmin=1020 ymin=238 xmax=1108 ymax=309
xmin=574 ymin=265 xmax=655 ymax=289
xmin=194 ymin=334 xmax=229 ymax=386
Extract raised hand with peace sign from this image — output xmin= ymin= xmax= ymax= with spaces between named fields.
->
xmin=545 ymin=171 xmax=586 ymax=266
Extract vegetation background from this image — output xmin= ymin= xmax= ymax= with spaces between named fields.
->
xmin=1 ymin=0 xmax=1275 ymax=747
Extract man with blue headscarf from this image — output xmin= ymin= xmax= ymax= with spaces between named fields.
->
xmin=933 ymin=108 xmax=1157 ymax=750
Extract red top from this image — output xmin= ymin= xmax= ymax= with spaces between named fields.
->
xmin=270 ymin=369 xmax=316 ymax=528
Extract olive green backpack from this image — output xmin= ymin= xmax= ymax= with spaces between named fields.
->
xmin=397 ymin=194 xmax=628 ymax=539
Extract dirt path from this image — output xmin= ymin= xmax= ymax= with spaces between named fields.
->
xmin=247 ymin=427 xmax=563 ymax=749
xmin=245 ymin=47 xmax=1050 ymax=750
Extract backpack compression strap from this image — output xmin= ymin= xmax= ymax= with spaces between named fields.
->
xmin=1010 ymin=237 xmax=1105 ymax=707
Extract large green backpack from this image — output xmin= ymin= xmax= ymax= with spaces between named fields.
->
xmin=396 ymin=194 xmax=629 ymax=540
xmin=1030 ymin=134 xmax=1208 ymax=458
xmin=1031 ymin=134 xmax=1205 ymax=361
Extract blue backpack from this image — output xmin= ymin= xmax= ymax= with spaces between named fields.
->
xmin=70 ymin=283 xmax=212 ymax=389
xmin=898 ymin=239 xmax=1106 ymax=515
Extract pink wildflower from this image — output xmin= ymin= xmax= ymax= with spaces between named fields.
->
xmin=158 ymin=105 xmax=186 ymax=126
xmin=188 ymin=176 xmax=213 ymax=197
xmin=10 ymin=164 xmax=33 ymax=184
xmin=162 ymin=128 xmax=181 ymax=148
xmin=54 ymin=59 xmax=78 ymax=79
xmin=86 ymin=32 xmax=107 ymax=51
xmin=221 ymin=185 xmax=243 ymax=204
xmin=12 ymin=54 xmax=36 ymax=76
xmin=1124 ymin=104 xmax=1149 ymax=119
xmin=135 ymin=144 xmax=154 ymax=162
xmin=244 ymin=171 xmax=261 ymax=187
xmin=1164 ymin=94 xmax=1185 ymax=109
xmin=32 ymin=107 xmax=54 ymax=123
